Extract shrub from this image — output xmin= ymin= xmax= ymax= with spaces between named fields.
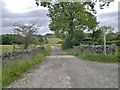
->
xmin=116 ymin=40 xmax=120 ymax=46
xmin=62 ymin=36 xmax=80 ymax=49
xmin=62 ymin=40 xmax=72 ymax=49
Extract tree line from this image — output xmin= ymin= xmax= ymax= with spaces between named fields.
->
xmin=0 ymin=34 xmax=48 ymax=47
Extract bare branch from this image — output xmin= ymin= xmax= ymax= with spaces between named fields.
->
xmin=13 ymin=20 xmax=40 ymax=49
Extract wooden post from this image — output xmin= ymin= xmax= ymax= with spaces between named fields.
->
xmin=104 ymin=32 xmax=106 ymax=54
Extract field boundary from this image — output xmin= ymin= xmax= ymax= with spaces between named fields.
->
xmin=1 ymin=47 xmax=44 ymax=65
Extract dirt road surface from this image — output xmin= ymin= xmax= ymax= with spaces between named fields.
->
xmin=7 ymin=46 xmax=118 ymax=88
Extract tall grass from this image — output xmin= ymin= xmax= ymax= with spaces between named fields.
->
xmin=2 ymin=46 xmax=51 ymax=87
xmin=0 ymin=67 xmax=2 ymax=89
xmin=66 ymin=48 xmax=119 ymax=63
xmin=43 ymin=44 xmax=52 ymax=56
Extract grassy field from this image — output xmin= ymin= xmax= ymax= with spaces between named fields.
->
xmin=47 ymin=38 xmax=62 ymax=44
xmin=2 ymin=46 xmax=51 ymax=87
xmin=65 ymin=48 xmax=119 ymax=63
xmin=0 ymin=44 xmax=45 ymax=53
xmin=0 ymin=45 xmax=22 ymax=53
xmin=0 ymin=45 xmax=14 ymax=53
xmin=1 ymin=37 xmax=61 ymax=53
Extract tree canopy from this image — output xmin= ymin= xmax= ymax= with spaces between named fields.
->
xmin=47 ymin=2 xmax=98 ymax=48
xmin=48 ymin=2 xmax=97 ymax=38
xmin=35 ymin=0 xmax=116 ymax=49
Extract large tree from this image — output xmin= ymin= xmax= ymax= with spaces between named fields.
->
xmin=37 ymin=0 xmax=114 ymax=9
xmin=47 ymin=2 xmax=98 ymax=48
xmin=35 ymin=0 xmax=115 ymax=48
xmin=48 ymin=2 xmax=97 ymax=38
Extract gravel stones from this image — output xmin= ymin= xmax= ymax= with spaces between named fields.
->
xmin=7 ymin=46 xmax=118 ymax=88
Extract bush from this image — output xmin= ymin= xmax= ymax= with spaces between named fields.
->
xmin=62 ymin=40 xmax=72 ymax=49
xmin=62 ymin=36 xmax=80 ymax=49
xmin=91 ymin=41 xmax=99 ymax=45
xmin=116 ymin=40 xmax=120 ymax=46
xmin=57 ymin=41 xmax=62 ymax=44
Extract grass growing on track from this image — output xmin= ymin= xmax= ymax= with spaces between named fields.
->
xmin=65 ymin=48 xmax=119 ymax=63
xmin=2 ymin=46 xmax=51 ymax=87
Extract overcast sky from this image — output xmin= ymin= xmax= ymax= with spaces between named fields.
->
xmin=1 ymin=0 xmax=120 ymax=35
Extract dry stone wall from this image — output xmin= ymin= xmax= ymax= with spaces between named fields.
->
xmin=73 ymin=45 xmax=116 ymax=54
xmin=1 ymin=47 xmax=44 ymax=65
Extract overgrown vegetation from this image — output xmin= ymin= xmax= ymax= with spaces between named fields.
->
xmin=65 ymin=48 xmax=119 ymax=63
xmin=43 ymin=45 xmax=52 ymax=56
xmin=0 ymin=68 xmax=2 ymax=89
xmin=2 ymin=46 xmax=51 ymax=87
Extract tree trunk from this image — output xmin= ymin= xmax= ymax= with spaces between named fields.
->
xmin=24 ymin=36 xmax=30 ymax=49
xmin=69 ymin=13 xmax=74 ymax=37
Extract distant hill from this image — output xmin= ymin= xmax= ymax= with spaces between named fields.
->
xmin=44 ymin=33 xmax=54 ymax=38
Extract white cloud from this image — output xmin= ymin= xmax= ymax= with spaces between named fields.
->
xmin=97 ymin=11 xmax=118 ymax=32
xmin=95 ymin=0 xmax=119 ymax=32
xmin=1 ymin=0 xmax=51 ymax=35
xmin=38 ymin=26 xmax=53 ymax=35
xmin=3 ymin=0 xmax=37 ymax=13
xmin=95 ymin=0 xmax=119 ymax=15
xmin=1 ymin=0 xmax=119 ymax=35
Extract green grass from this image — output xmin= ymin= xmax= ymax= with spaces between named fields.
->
xmin=0 ymin=45 xmax=14 ymax=53
xmin=0 ymin=45 xmax=22 ymax=53
xmin=47 ymin=38 xmax=62 ymax=44
xmin=43 ymin=45 xmax=52 ymax=56
xmin=65 ymin=48 xmax=119 ymax=63
xmin=55 ymin=44 xmax=61 ymax=48
xmin=2 ymin=46 xmax=51 ymax=87
xmin=0 ymin=67 xmax=2 ymax=89
xmin=1 ymin=44 xmax=51 ymax=53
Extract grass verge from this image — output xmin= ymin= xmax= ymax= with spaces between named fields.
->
xmin=43 ymin=44 xmax=51 ymax=56
xmin=2 ymin=46 xmax=51 ymax=87
xmin=65 ymin=48 xmax=119 ymax=63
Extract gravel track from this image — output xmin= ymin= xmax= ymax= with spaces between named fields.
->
xmin=7 ymin=46 xmax=118 ymax=88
